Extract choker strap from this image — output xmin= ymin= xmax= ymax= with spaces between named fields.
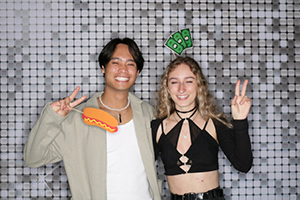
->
xmin=175 ymin=106 xmax=197 ymax=120
xmin=175 ymin=106 xmax=197 ymax=113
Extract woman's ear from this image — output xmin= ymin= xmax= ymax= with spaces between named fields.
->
xmin=101 ymin=65 xmax=105 ymax=74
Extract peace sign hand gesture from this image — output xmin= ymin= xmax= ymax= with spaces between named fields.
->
xmin=231 ymin=80 xmax=251 ymax=120
xmin=50 ymin=86 xmax=87 ymax=117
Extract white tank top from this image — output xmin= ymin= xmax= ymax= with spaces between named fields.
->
xmin=106 ymin=119 xmax=152 ymax=200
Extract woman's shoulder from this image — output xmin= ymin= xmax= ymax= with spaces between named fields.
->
xmin=211 ymin=117 xmax=232 ymax=131
xmin=151 ymin=118 xmax=164 ymax=127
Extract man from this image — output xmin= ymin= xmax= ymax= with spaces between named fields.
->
xmin=23 ymin=38 xmax=162 ymax=200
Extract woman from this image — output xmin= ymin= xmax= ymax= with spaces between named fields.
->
xmin=151 ymin=56 xmax=253 ymax=200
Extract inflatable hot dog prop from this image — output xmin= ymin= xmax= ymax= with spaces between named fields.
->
xmin=82 ymin=107 xmax=118 ymax=133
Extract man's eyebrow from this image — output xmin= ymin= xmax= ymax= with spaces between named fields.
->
xmin=110 ymin=57 xmax=121 ymax=60
xmin=110 ymin=57 xmax=135 ymax=62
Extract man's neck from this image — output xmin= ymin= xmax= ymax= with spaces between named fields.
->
xmin=101 ymin=88 xmax=130 ymax=109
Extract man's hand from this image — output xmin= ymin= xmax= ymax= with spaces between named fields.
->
xmin=50 ymin=86 xmax=87 ymax=117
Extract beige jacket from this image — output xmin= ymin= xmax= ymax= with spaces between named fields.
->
xmin=24 ymin=92 xmax=162 ymax=200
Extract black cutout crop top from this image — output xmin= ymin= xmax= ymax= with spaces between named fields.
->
xmin=151 ymin=117 xmax=253 ymax=176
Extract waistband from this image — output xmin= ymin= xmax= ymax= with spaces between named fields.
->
xmin=170 ymin=187 xmax=224 ymax=200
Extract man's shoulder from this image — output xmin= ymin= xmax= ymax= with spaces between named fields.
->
xmin=139 ymin=101 xmax=154 ymax=118
xmin=129 ymin=92 xmax=154 ymax=108
xmin=141 ymin=100 xmax=153 ymax=109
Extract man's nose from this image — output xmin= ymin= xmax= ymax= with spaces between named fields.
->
xmin=118 ymin=62 xmax=128 ymax=72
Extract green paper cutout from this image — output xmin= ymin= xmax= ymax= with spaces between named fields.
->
xmin=181 ymin=28 xmax=193 ymax=48
xmin=172 ymin=31 xmax=187 ymax=48
xmin=165 ymin=37 xmax=184 ymax=55
xmin=164 ymin=28 xmax=193 ymax=56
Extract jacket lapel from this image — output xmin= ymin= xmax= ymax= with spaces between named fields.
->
xmin=85 ymin=92 xmax=107 ymax=199
xmin=130 ymin=94 xmax=158 ymax=197
xmin=130 ymin=94 xmax=153 ymax=162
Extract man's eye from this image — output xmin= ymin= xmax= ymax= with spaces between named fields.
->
xmin=127 ymin=62 xmax=136 ymax=66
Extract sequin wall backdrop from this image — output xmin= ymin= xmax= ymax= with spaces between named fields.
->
xmin=0 ymin=0 xmax=299 ymax=199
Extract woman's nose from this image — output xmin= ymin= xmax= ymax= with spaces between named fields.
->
xmin=178 ymin=83 xmax=185 ymax=93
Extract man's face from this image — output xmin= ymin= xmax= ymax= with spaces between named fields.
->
xmin=101 ymin=44 xmax=139 ymax=93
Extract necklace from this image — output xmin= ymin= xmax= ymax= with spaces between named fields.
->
xmin=99 ymin=94 xmax=130 ymax=123
xmin=183 ymin=131 xmax=188 ymax=139
xmin=175 ymin=106 xmax=198 ymax=139
xmin=175 ymin=106 xmax=197 ymax=114
xmin=173 ymin=114 xmax=189 ymax=139
xmin=175 ymin=106 xmax=197 ymax=120
xmin=102 ymin=107 xmax=130 ymax=124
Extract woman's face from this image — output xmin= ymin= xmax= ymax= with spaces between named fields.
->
xmin=167 ymin=63 xmax=198 ymax=111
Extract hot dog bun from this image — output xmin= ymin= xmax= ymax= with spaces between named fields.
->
xmin=82 ymin=107 xmax=118 ymax=133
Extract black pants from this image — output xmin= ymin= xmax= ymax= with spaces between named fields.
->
xmin=170 ymin=186 xmax=225 ymax=200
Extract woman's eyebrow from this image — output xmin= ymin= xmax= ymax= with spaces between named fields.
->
xmin=168 ymin=77 xmax=178 ymax=81
xmin=185 ymin=76 xmax=195 ymax=79
xmin=169 ymin=76 xmax=195 ymax=81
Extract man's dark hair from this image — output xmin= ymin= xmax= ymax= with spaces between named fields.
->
xmin=98 ymin=38 xmax=144 ymax=72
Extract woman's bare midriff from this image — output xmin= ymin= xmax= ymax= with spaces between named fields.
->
xmin=167 ymin=170 xmax=220 ymax=195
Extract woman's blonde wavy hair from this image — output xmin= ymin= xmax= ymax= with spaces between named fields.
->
xmin=155 ymin=56 xmax=232 ymax=128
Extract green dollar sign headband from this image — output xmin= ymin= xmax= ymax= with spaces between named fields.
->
xmin=164 ymin=28 xmax=193 ymax=57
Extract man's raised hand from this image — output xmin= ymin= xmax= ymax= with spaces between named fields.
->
xmin=50 ymin=86 xmax=87 ymax=117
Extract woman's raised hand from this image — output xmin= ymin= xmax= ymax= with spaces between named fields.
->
xmin=50 ymin=86 xmax=87 ymax=117
xmin=231 ymin=80 xmax=251 ymax=120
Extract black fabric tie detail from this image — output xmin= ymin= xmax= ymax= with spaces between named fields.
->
xmin=175 ymin=106 xmax=197 ymax=120
xmin=175 ymin=106 xmax=197 ymax=114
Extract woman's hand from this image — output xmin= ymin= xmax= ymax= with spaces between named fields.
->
xmin=50 ymin=86 xmax=87 ymax=117
xmin=231 ymin=80 xmax=251 ymax=120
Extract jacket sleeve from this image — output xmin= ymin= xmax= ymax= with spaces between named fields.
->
xmin=23 ymin=102 xmax=65 ymax=168
xmin=215 ymin=118 xmax=253 ymax=173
